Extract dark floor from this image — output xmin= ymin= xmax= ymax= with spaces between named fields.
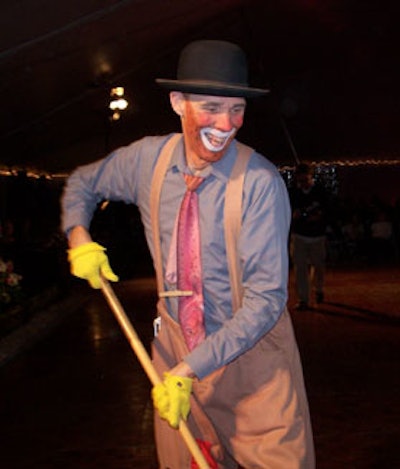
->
xmin=0 ymin=266 xmax=399 ymax=469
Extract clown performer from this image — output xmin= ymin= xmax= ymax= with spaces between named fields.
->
xmin=61 ymin=40 xmax=315 ymax=469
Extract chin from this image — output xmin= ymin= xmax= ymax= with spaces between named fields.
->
xmin=201 ymin=149 xmax=226 ymax=163
xmin=199 ymin=139 xmax=234 ymax=163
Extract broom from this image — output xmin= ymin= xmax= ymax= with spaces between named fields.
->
xmin=99 ymin=276 xmax=210 ymax=469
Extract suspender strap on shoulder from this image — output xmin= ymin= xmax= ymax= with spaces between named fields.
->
xmin=150 ymin=133 xmax=182 ymax=299
xmin=224 ymin=141 xmax=253 ymax=312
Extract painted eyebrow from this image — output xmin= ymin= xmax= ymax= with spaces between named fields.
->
xmin=201 ymin=101 xmax=222 ymax=107
xmin=200 ymin=102 xmax=246 ymax=110
xmin=232 ymin=103 xmax=246 ymax=110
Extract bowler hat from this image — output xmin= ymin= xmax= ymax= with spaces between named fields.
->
xmin=156 ymin=40 xmax=269 ymax=98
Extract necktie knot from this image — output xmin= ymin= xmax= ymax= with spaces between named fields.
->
xmin=183 ymin=173 xmax=204 ymax=191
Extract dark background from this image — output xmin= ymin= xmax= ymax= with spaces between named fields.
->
xmin=1 ymin=0 xmax=399 ymax=299
xmin=1 ymin=0 xmax=399 ymax=173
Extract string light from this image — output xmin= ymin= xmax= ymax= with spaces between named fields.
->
xmin=1 ymin=157 xmax=400 ymax=181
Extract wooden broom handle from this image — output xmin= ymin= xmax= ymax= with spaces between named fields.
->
xmin=99 ymin=277 xmax=210 ymax=469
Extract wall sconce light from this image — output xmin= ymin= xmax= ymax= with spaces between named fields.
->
xmin=109 ymin=86 xmax=129 ymax=121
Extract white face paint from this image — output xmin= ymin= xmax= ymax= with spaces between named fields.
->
xmin=200 ymin=127 xmax=236 ymax=153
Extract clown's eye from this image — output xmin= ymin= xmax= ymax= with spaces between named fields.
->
xmin=202 ymin=105 xmax=220 ymax=113
xmin=231 ymin=105 xmax=245 ymax=114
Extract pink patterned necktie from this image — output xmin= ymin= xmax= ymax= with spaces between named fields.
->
xmin=177 ymin=173 xmax=205 ymax=351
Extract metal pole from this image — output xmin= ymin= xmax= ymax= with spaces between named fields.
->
xmin=279 ymin=114 xmax=300 ymax=165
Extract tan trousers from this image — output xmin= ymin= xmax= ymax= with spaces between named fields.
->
xmin=152 ymin=303 xmax=315 ymax=469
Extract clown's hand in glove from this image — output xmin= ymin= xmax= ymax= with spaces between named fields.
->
xmin=152 ymin=372 xmax=193 ymax=429
xmin=68 ymin=241 xmax=119 ymax=289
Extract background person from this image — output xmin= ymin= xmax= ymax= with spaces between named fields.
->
xmin=289 ymin=163 xmax=330 ymax=310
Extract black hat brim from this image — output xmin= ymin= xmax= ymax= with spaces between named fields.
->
xmin=156 ymin=78 xmax=269 ymax=98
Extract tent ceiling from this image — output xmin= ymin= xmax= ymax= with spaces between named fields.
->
xmin=1 ymin=0 xmax=399 ymax=173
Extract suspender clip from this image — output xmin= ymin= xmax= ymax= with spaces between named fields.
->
xmin=153 ymin=316 xmax=162 ymax=337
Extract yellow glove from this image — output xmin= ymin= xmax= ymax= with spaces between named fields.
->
xmin=67 ymin=242 xmax=119 ymax=289
xmin=152 ymin=372 xmax=193 ymax=429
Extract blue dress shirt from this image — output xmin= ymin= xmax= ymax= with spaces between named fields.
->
xmin=61 ymin=134 xmax=291 ymax=379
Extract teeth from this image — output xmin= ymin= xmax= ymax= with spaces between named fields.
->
xmin=206 ymin=133 xmax=225 ymax=147
xmin=200 ymin=127 xmax=236 ymax=152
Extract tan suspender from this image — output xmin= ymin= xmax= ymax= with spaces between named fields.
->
xmin=224 ymin=141 xmax=252 ymax=311
xmin=149 ymin=133 xmax=252 ymax=313
xmin=150 ymin=133 xmax=182 ymax=306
